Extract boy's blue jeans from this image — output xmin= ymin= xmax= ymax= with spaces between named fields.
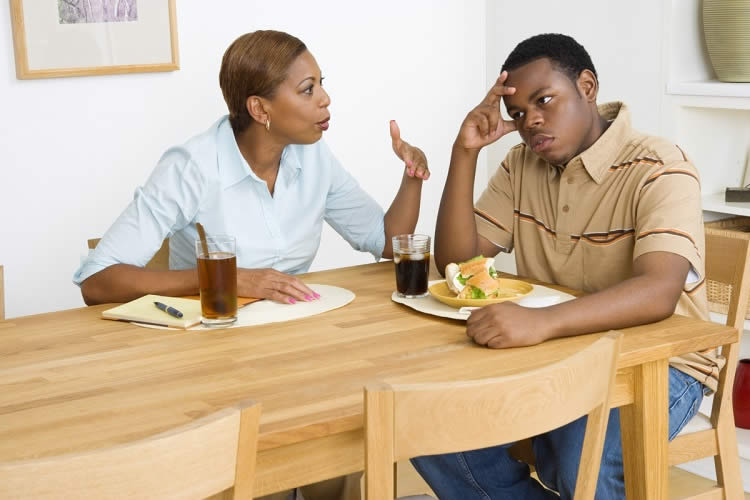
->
xmin=411 ymin=367 xmax=704 ymax=499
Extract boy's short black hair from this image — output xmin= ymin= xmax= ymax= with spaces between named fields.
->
xmin=501 ymin=33 xmax=598 ymax=84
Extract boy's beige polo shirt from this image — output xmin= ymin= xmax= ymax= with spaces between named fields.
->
xmin=474 ymin=101 xmax=722 ymax=391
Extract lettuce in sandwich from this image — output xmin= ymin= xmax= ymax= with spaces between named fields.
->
xmin=445 ymin=256 xmax=498 ymax=297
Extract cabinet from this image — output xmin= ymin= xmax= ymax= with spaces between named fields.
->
xmin=663 ymin=0 xmax=750 ymax=489
xmin=662 ymin=0 xmax=750 ymax=219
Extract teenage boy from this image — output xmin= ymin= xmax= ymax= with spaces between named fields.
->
xmin=413 ymin=33 xmax=719 ymax=498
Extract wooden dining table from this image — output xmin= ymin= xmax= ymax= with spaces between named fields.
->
xmin=0 ymin=261 xmax=738 ymax=498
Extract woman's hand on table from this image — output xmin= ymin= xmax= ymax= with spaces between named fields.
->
xmin=466 ymin=302 xmax=555 ymax=348
xmin=238 ymin=268 xmax=319 ymax=305
xmin=390 ymin=120 xmax=430 ymax=180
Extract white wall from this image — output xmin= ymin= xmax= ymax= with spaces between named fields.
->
xmin=0 ymin=1 xmax=487 ymax=318
xmin=484 ymin=0 xmax=666 ymax=274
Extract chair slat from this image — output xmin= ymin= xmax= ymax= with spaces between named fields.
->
xmin=365 ymin=332 xmax=622 ymax=500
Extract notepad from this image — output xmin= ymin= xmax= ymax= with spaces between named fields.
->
xmin=102 ymin=294 xmax=203 ymax=329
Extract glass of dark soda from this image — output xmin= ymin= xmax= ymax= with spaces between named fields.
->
xmin=392 ymin=234 xmax=431 ymax=298
xmin=196 ymin=235 xmax=238 ymax=326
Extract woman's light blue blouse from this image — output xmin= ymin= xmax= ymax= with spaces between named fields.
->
xmin=73 ymin=116 xmax=385 ymax=285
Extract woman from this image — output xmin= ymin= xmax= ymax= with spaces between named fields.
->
xmin=74 ymin=30 xmax=429 ymax=305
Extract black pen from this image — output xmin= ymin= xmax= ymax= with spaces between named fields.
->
xmin=154 ymin=301 xmax=184 ymax=318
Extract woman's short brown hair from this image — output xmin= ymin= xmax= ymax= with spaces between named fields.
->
xmin=219 ymin=30 xmax=307 ymax=133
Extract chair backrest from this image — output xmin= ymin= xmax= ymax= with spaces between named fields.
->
xmin=0 ymin=400 xmax=261 ymax=499
xmin=705 ymin=233 xmax=750 ymax=331
xmin=704 ymin=232 xmax=750 ymax=466
xmin=365 ymin=332 xmax=622 ymax=500
xmin=703 ymin=232 xmax=750 ymax=430
xmin=664 ymin=232 xmax=749 ymax=498
xmin=0 ymin=265 xmax=4 ymax=320
xmin=87 ymin=238 xmax=170 ymax=271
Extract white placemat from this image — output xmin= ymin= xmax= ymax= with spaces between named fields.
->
xmin=136 ymin=284 xmax=354 ymax=331
xmin=392 ymin=280 xmax=576 ymax=321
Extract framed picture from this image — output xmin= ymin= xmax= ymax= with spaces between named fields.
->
xmin=10 ymin=0 xmax=179 ymax=79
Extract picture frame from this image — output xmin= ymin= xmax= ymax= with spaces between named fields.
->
xmin=10 ymin=0 xmax=179 ymax=79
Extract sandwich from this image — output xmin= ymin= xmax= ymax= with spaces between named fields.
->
xmin=445 ymin=256 xmax=498 ymax=298
xmin=457 ymin=269 xmax=501 ymax=299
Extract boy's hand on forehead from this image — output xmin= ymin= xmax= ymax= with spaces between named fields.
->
xmin=456 ymin=71 xmax=517 ymax=151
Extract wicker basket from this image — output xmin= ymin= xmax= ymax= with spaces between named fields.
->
xmin=705 ymin=216 xmax=750 ymax=318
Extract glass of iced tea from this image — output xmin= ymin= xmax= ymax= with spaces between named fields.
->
xmin=195 ymin=235 xmax=238 ymax=327
xmin=392 ymin=234 xmax=431 ymax=298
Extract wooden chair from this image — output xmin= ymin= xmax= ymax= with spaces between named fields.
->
xmin=0 ymin=265 xmax=4 ymax=320
xmin=364 ymin=332 xmax=623 ymax=500
xmin=668 ymin=232 xmax=747 ymax=498
xmin=88 ymin=238 xmax=170 ymax=271
xmin=0 ymin=400 xmax=261 ymax=499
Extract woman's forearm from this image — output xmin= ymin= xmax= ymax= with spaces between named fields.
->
xmin=80 ymin=264 xmax=199 ymax=305
xmin=382 ymin=173 xmax=423 ymax=258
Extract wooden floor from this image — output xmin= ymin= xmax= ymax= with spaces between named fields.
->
xmin=396 ymin=460 xmax=749 ymax=499
xmin=668 ymin=467 xmax=750 ymax=499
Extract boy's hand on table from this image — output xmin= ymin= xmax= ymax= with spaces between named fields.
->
xmin=466 ymin=302 xmax=555 ymax=348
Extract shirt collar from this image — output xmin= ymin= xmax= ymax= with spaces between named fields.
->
xmin=577 ymin=101 xmax=631 ymax=185
xmin=216 ymin=116 xmax=303 ymax=190
xmin=279 ymin=146 xmax=303 ymax=187
xmin=217 ymin=117 xmax=252 ymax=189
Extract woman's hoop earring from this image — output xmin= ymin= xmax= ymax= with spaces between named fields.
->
xmin=265 ymin=118 xmax=271 ymax=132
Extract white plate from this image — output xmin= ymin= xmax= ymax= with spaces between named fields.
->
xmin=392 ymin=280 xmax=576 ymax=320
xmin=136 ymin=284 xmax=355 ymax=330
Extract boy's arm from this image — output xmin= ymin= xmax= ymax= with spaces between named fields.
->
xmin=435 ymin=72 xmax=517 ymax=274
xmin=435 ymin=146 xmax=501 ymax=274
xmin=466 ymin=251 xmax=690 ymax=348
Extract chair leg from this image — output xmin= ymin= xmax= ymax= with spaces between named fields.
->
xmin=713 ymin=387 xmax=743 ymax=495
xmin=713 ymin=342 xmax=744 ymax=496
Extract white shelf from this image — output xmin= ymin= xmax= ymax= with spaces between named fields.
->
xmin=702 ymin=193 xmax=750 ymax=217
xmin=668 ymin=80 xmax=750 ymax=99
xmin=668 ymin=93 xmax=750 ymax=111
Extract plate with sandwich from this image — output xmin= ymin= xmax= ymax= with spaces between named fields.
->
xmin=429 ymin=255 xmax=533 ymax=307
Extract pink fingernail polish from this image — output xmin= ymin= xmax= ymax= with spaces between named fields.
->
xmin=314 ymin=292 xmax=321 ymax=299
xmin=305 ymin=295 xmax=313 ymax=301
xmin=289 ymin=298 xmax=296 ymax=304
xmin=409 ymin=169 xmax=414 ymax=175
